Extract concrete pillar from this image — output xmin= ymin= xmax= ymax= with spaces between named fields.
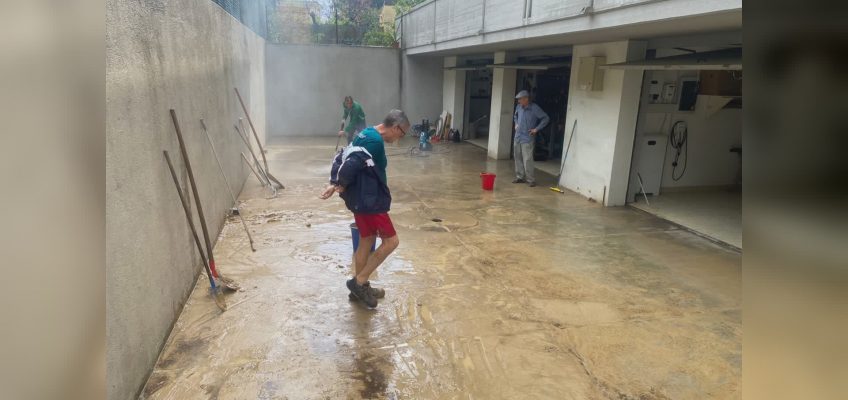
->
xmin=559 ymin=40 xmax=646 ymax=206
xmin=607 ymin=42 xmax=648 ymax=206
xmin=442 ymin=56 xmax=466 ymax=134
xmin=487 ymin=51 xmax=517 ymax=160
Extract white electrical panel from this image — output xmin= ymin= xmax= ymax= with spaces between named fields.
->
xmin=578 ymin=56 xmax=605 ymax=91
xmin=629 ymin=134 xmax=667 ymax=199
xmin=648 ymin=79 xmax=663 ymax=103
xmin=662 ymin=83 xmax=676 ymax=102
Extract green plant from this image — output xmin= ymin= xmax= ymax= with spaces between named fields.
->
xmin=363 ymin=28 xmax=396 ymax=47
xmin=395 ymin=0 xmax=428 ymax=16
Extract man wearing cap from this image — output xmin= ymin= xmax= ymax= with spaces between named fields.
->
xmin=513 ymin=90 xmax=550 ymax=187
xmin=339 ymin=96 xmax=367 ymax=145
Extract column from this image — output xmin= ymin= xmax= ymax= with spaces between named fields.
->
xmin=487 ymin=51 xmax=516 ymax=160
xmin=559 ymin=40 xmax=646 ymax=205
xmin=442 ymin=56 xmax=466 ymax=135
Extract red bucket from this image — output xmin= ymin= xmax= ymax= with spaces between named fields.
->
xmin=480 ymin=172 xmax=496 ymax=190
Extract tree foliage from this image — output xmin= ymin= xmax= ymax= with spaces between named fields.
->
xmin=394 ymin=0 xmax=428 ymax=16
xmin=268 ymin=0 xmax=426 ymax=47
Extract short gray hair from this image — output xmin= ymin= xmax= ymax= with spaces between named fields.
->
xmin=382 ymin=109 xmax=410 ymax=128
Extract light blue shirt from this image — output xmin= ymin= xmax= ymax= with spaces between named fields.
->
xmin=513 ymin=102 xmax=550 ymax=144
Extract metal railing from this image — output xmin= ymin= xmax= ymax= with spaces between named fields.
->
xmin=210 ymin=0 xmax=274 ymax=39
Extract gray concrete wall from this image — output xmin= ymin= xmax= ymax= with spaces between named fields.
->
xmin=106 ymin=0 xmax=265 ymax=399
xmin=401 ymin=54 xmax=444 ymax=127
xmin=265 ymin=44 xmax=401 ymax=137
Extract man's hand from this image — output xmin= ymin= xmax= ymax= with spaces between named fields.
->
xmin=319 ymin=184 xmax=345 ymax=200
xmin=529 ymin=128 xmax=538 ymax=136
xmin=337 ymin=130 xmax=346 ymax=137
xmin=319 ymin=185 xmax=336 ymax=200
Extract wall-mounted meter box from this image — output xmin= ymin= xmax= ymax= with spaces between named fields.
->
xmin=648 ymin=80 xmax=662 ymax=103
xmin=662 ymin=82 xmax=677 ymax=103
xmin=578 ymin=56 xmax=605 ymax=91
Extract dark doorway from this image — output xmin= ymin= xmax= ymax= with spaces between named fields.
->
xmin=515 ymin=66 xmax=571 ymax=163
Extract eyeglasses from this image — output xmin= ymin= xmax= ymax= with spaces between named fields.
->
xmin=397 ymin=125 xmax=407 ymax=137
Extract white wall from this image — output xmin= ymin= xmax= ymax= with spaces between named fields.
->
xmin=488 ymin=51 xmax=518 ymax=160
xmin=265 ymin=44 xmax=401 ymax=137
xmin=443 ymin=56 xmax=466 ymax=133
xmin=560 ymin=40 xmax=645 ymax=205
xmin=106 ymin=0 xmax=265 ymax=399
xmin=660 ymin=107 xmax=741 ymax=188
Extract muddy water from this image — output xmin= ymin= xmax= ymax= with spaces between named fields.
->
xmin=141 ymin=137 xmax=741 ymax=399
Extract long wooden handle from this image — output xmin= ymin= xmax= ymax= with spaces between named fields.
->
xmin=234 ymin=88 xmax=269 ymax=171
xmin=163 ymin=150 xmax=216 ymax=290
xmin=170 ymin=109 xmax=218 ymax=278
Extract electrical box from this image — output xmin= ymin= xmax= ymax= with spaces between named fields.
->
xmin=577 ymin=56 xmax=605 ymax=91
xmin=629 ymin=133 xmax=668 ymax=200
xmin=662 ymin=83 xmax=676 ymax=103
xmin=648 ymin=79 xmax=662 ymax=103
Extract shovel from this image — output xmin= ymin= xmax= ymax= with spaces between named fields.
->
xmin=163 ymin=151 xmax=227 ymax=311
xmin=169 ymin=109 xmax=239 ymax=292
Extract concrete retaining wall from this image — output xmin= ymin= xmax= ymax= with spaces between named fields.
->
xmin=106 ymin=0 xmax=265 ymax=399
xmin=401 ymin=54 xmax=444 ymax=128
xmin=265 ymin=44 xmax=401 ymax=137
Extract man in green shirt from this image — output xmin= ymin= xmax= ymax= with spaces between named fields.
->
xmin=338 ymin=96 xmax=367 ymax=145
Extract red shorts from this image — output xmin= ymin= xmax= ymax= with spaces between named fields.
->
xmin=354 ymin=213 xmax=397 ymax=239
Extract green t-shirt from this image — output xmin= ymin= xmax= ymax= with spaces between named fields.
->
xmin=342 ymin=101 xmax=367 ymax=134
xmin=351 ymin=127 xmax=387 ymax=183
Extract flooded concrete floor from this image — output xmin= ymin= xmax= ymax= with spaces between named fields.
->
xmin=141 ymin=137 xmax=741 ymax=399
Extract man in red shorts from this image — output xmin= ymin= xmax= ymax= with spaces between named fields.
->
xmin=320 ymin=109 xmax=409 ymax=308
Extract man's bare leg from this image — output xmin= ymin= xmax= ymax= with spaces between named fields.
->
xmin=354 ymin=235 xmax=376 ymax=276
xmin=355 ymin=235 xmax=399 ymax=285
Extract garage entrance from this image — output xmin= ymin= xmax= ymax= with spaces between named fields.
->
xmin=618 ymin=48 xmax=743 ymax=248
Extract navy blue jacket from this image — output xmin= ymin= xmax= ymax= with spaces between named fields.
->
xmin=329 ymin=146 xmax=392 ymax=214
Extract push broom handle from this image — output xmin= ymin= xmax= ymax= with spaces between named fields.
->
xmin=200 ymin=118 xmax=256 ymax=252
xmin=235 ymin=123 xmax=272 ymax=186
xmin=163 ymin=151 xmax=216 ymax=290
xmin=169 ymin=109 xmax=218 ymax=278
xmin=234 ymin=88 xmax=270 ymax=171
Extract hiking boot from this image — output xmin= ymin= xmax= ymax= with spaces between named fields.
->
xmin=348 ymin=282 xmax=385 ymax=301
xmin=347 ymin=278 xmax=377 ymax=308
xmin=528 ymin=182 xmax=537 ymax=187
xmin=512 ymin=178 xmax=526 ymax=184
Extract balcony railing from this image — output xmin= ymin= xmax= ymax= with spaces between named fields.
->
xmin=396 ymin=0 xmax=665 ymax=49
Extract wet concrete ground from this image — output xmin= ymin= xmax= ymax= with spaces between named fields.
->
xmin=141 ymin=137 xmax=741 ymax=399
